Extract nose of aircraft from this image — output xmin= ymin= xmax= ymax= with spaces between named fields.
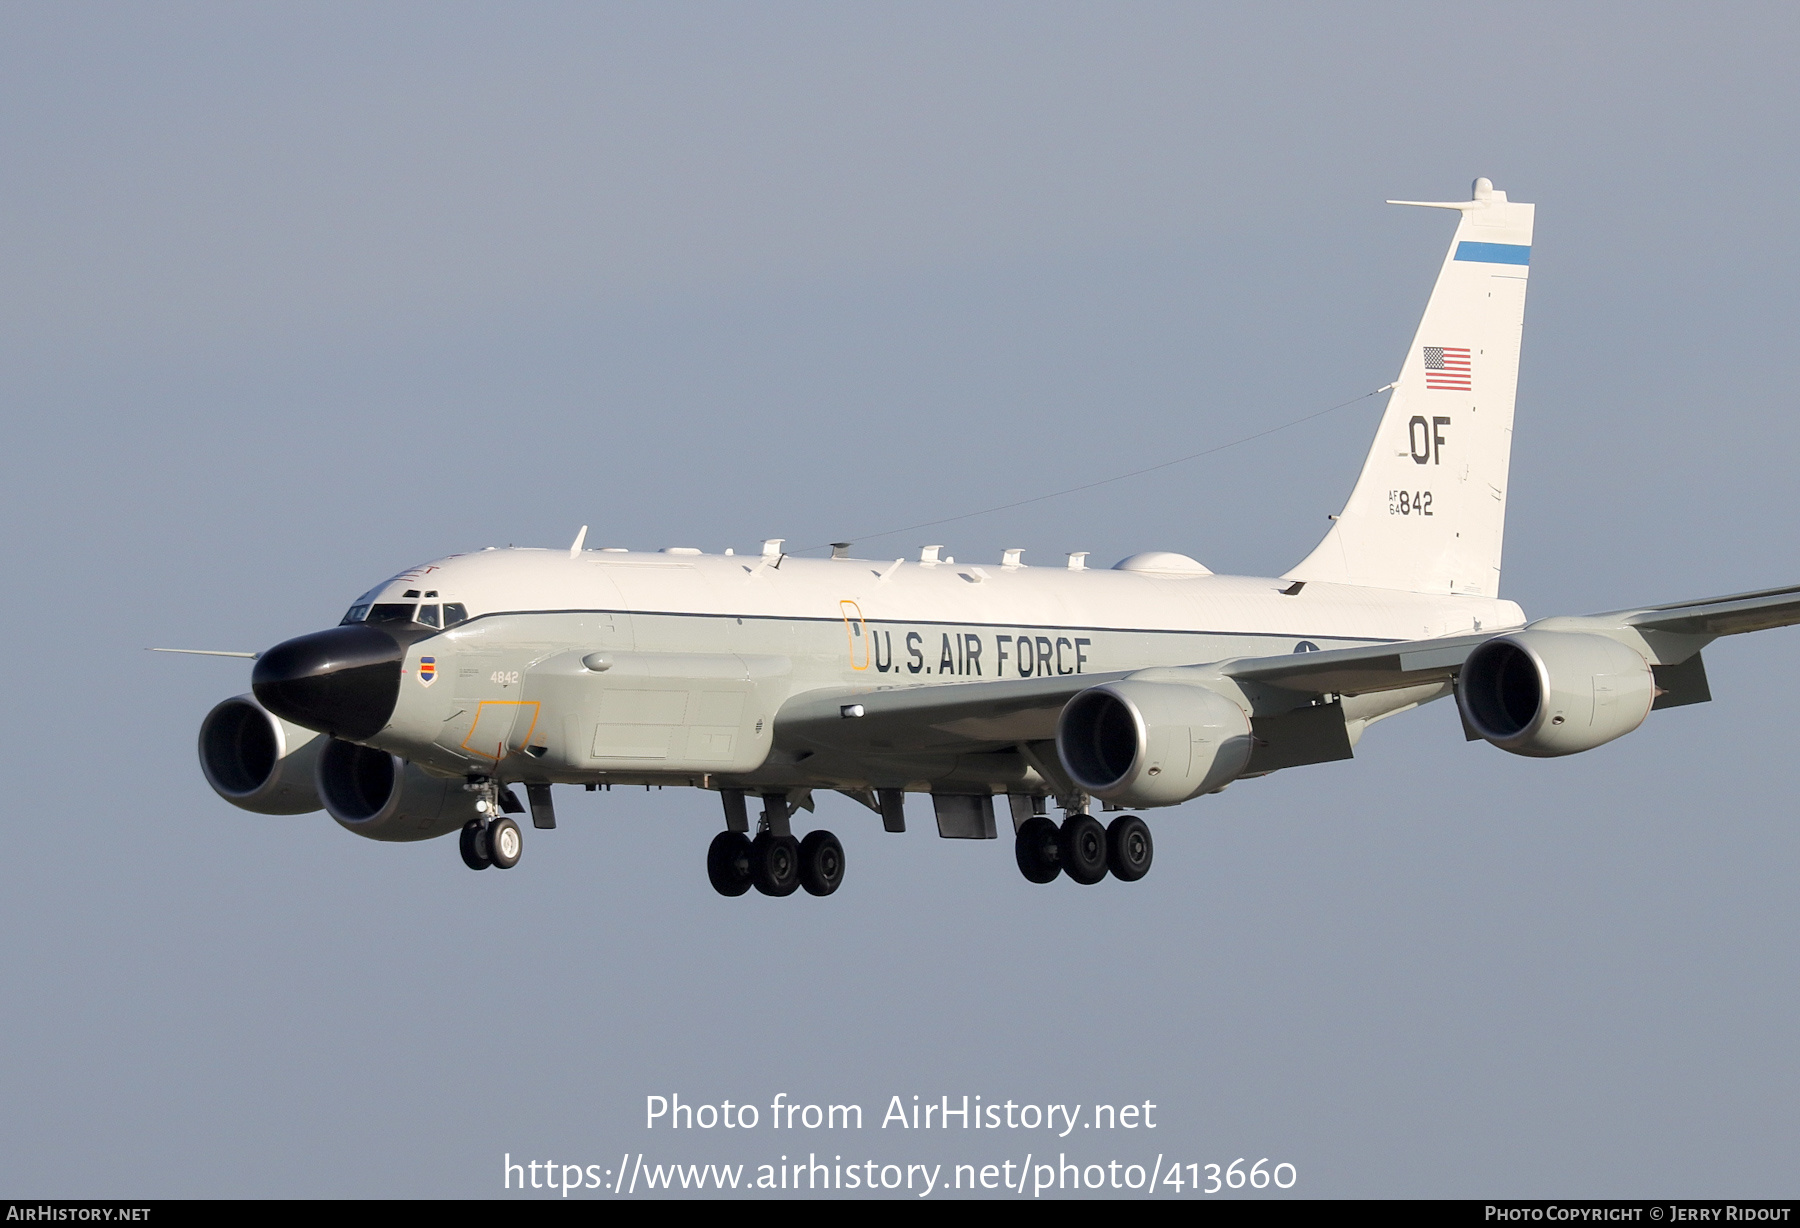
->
xmin=252 ymin=624 xmax=406 ymax=741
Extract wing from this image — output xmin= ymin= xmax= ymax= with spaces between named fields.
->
xmin=773 ymin=582 xmax=1800 ymax=767
xmin=1219 ymin=632 xmax=1491 ymax=697
xmin=1609 ymin=582 xmax=1800 ymax=638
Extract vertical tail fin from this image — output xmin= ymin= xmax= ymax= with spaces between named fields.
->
xmin=1286 ymin=177 xmax=1533 ymax=597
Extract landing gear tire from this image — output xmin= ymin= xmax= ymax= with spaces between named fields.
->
xmin=798 ymin=830 xmax=845 ymax=897
xmin=751 ymin=831 xmax=801 ymax=897
xmin=1015 ymin=816 xmax=1062 ymax=883
xmin=459 ymin=819 xmax=491 ymax=871
xmin=488 ymin=817 xmax=522 ymax=869
xmin=1106 ymin=814 xmax=1153 ymax=882
xmin=1060 ymin=814 xmax=1109 ymax=885
xmin=707 ymin=831 xmax=755 ymax=897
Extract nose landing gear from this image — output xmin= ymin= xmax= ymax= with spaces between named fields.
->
xmin=460 ymin=815 xmax=523 ymax=871
xmin=459 ymin=778 xmax=524 ymax=871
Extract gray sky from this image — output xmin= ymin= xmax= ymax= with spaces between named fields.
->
xmin=2 ymin=2 xmax=1797 ymax=1197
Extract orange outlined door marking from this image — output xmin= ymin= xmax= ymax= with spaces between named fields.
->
xmin=460 ymin=700 xmax=541 ymax=761
xmin=840 ymin=600 xmax=869 ymax=671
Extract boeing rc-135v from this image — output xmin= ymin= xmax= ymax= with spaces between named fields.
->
xmin=189 ymin=179 xmax=1800 ymax=897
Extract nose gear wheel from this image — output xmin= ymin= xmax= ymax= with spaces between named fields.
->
xmin=459 ymin=820 xmax=491 ymax=871
xmin=487 ymin=817 xmax=522 ymax=869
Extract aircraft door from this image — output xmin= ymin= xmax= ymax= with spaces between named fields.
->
xmin=840 ymin=600 xmax=870 ymax=671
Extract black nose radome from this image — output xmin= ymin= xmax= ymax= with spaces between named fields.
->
xmin=253 ymin=624 xmax=405 ymax=741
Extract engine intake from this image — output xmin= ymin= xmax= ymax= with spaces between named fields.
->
xmin=1057 ymin=680 xmax=1252 ymax=806
xmin=198 ymin=695 xmax=324 ymax=815
xmin=316 ymin=738 xmax=481 ymax=842
xmin=1457 ymin=630 xmax=1655 ymax=757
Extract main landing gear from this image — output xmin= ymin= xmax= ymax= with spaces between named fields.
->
xmin=707 ymin=793 xmax=844 ymax=898
xmin=1015 ymin=813 xmax=1153 ymax=885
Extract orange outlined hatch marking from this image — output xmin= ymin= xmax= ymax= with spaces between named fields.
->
xmin=839 ymin=600 xmax=869 ymax=671
xmin=460 ymin=700 xmax=540 ymax=760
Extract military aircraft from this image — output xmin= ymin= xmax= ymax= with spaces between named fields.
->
xmin=183 ymin=178 xmax=1800 ymax=897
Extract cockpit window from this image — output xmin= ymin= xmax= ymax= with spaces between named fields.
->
xmin=365 ymin=603 xmax=418 ymax=625
xmin=340 ymin=595 xmax=464 ymax=627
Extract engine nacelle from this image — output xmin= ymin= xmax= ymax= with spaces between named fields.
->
xmin=1457 ymin=630 xmax=1655 ymax=758
xmin=199 ymin=694 xmax=325 ymax=815
xmin=1057 ymin=680 xmax=1253 ymax=806
xmin=316 ymin=738 xmax=481 ymax=842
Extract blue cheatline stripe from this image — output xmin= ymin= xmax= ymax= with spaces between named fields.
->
xmin=1454 ymin=241 xmax=1531 ymax=265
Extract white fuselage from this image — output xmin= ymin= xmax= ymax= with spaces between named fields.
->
xmin=360 ymin=547 xmax=1524 ymax=794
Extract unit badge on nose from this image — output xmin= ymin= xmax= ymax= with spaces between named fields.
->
xmin=418 ymin=656 xmax=437 ymax=686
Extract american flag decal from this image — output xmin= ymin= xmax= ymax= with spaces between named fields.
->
xmin=1423 ymin=346 xmax=1472 ymax=391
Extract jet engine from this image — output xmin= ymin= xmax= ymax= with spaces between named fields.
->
xmin=1057 ymin=679 xmax=1253 ymax=806
xmin=199 ymin=694 xmax=325 ymax=815
xmin=1456 ymin=630 xmax=1655 ymax=758
xmin=315 ymin=738 xmax=482 ymax=841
